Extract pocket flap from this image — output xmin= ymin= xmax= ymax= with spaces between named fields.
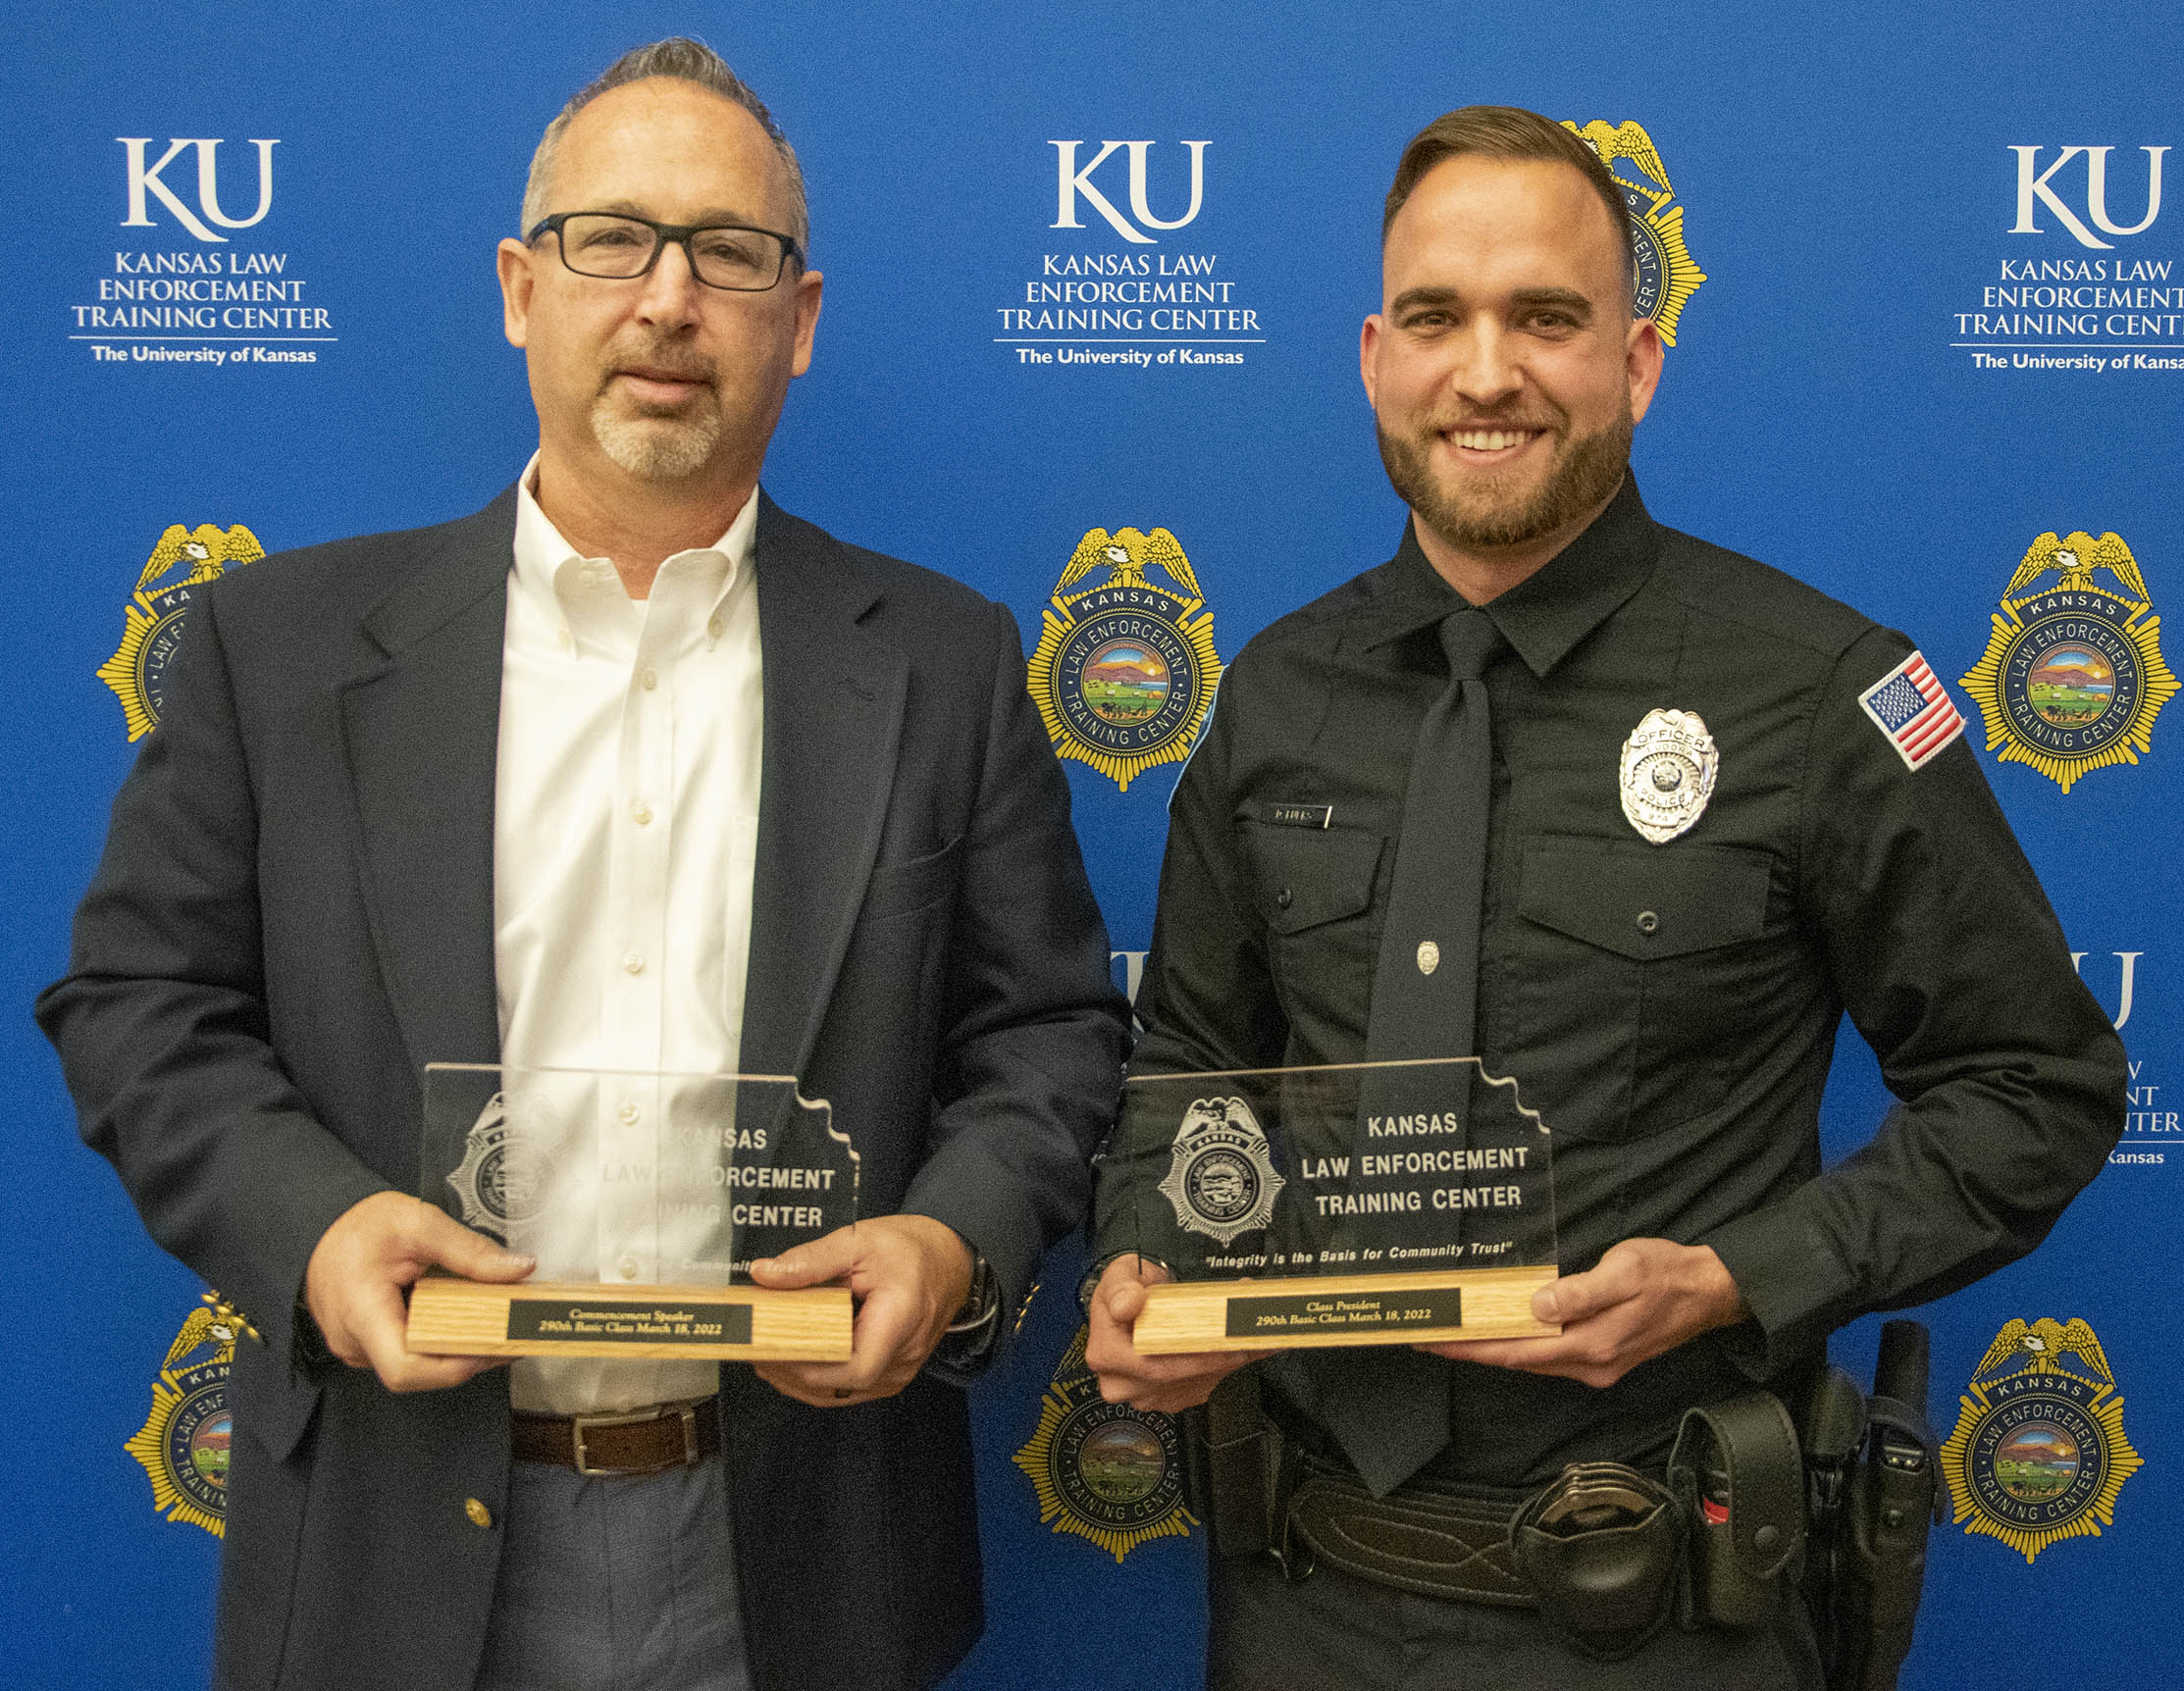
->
xmin=1519 ymin=837 xmax=1771 ymax=961
xmin=230 ymin=1335 xmax=323 ymax=1464
xmin=1238 ymin=822 xmax=1384 ymax=935
xmin=862 ymin=834 xmax=964 ymax=920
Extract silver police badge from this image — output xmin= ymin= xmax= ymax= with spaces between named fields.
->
xmin=444 ymin=1092 xmax=543 ymax=1240
xmin=1158 ymin=1096 xmax=1283 ymax=1247
xmin=1619 ymin=708 xmax=1718 ymax=844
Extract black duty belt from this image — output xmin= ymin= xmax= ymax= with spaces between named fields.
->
xmin=1286 ymin=1456 xmax=1534 ymax=1604
xmin=1285 ymin=1452 xmax=1689 ymax=1624
xmin=1196 ymin=1369 xmax=1809 ymax=1661
xmin=513 ymin=1397 xmax=721 ymax=1476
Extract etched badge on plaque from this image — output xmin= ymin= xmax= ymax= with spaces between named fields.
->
xmin=406 ymin=1064 xmax=858 ymax=1362
xmin=1112 ymin=1058 xmax=1559 ymax=1352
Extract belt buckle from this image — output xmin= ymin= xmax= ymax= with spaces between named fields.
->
xmin=569 ymin=1402 xmax=701 ymax=1477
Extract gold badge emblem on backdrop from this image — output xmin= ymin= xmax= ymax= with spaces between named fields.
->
xmin=1940 ymin=1315 xmax=2141 ymax=1563
xmin=1014 ymin=1323 xmax=1195 ymax=1561
xmin=1959 ymin=531 xmax=2176 ymax=793
xmin=126 ymin=1300 xmax=240 ymax=1538
xmin=1562 ymin=120 xmax=1707 ymax=346
xmin=98 ymin=522 xmax=265 ymax=740
xmin=1028 ymin=527 xmax=1222 ymax=793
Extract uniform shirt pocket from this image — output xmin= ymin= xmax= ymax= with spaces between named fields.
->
xmin=1519 ymin=838 xmax=1770 ymax=960
xmin=1514 ymin=836 xmax=1777 ymax=1143
xmin=1237 ymin=820 xmax=1386 ymax=1049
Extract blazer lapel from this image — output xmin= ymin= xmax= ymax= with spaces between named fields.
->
xmin=338 ymin=489 xmax=514 ymax=1079
xmin=741 ymin=495 xmax=909 ymax=1079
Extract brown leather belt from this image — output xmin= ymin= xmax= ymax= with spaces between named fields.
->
xmin=513 ymin=1398 xmax=720 ymax=1476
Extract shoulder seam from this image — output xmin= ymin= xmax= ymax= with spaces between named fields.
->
xmin=1652 ymin=530 xmax=1879 ymax=661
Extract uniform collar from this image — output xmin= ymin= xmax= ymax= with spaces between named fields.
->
xmin=1359 ymin=475 xmax=1661 ymax=678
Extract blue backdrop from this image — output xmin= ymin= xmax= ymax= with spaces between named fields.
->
xmin=5 ymin=2 xmax=2179 ymax=1684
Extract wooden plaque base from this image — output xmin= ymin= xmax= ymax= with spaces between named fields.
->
xmin=407 ymin=1276 xmax=854 ymax=1361
xmin=1132 ymin=1265 xmax=1559 ymax=1353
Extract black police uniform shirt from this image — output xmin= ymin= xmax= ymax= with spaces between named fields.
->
xmin=1098 ymin=477 xmax=2125 ymax=1489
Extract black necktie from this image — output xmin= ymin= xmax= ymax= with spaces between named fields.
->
xmin=1291 ymin=605 xmax=1504 ymax=1497
xmin=1367 ymin=607 xmax=1504 ymax=1066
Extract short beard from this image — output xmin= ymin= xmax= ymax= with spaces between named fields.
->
xmin=590 ymin=398 xmax=722 ymax=481
xmin=1378 ymin=401 xmax=1632 ymax=554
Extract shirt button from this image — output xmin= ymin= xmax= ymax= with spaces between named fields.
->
xmin=622 ymin=952 xmax=646 ymax=975
xmin=1636 ymin=910 xmax=1660 ymax=935
xmin=1275 ymin=888 xmax=1293 ymax=909
xmin=631 ymin=799 xmax=653 ymax=826
xmin=618 ymin=1101 xmax=641 ymax=1125
xmin=707 ymin=616 xmax=723 ymax=643
xmin=555 ymin=627 xmax=573 ymax=648
xmin=619 ymin=1256 xmax=641 ymax=1280
xmin=464 ymin=1498 xmax=494 ymax=1529
xmin=640 ymin=667 xmax=658 ymax=692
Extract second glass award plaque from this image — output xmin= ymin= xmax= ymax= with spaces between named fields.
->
xmin=1116 ymin=1058 xmax=1558 ymax=1352
xmin=405 ymin=1064 xmax=859 ymax=1362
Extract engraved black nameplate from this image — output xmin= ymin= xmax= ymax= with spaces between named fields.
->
xmin=1223 ymin=1287 xmax=1461 ymax=1338
xmin=505 ymin=1298 xmax=754 ymax=1346
xmin=1262 ymin=802 xmax=1332 ymax=829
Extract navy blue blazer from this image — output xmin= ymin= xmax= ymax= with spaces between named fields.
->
xmin=39 ymin=487 xmax=1130 ymax=1691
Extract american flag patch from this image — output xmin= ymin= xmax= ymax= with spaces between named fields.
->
xmin=1857 ymin=651 xmax=1965 ymax=770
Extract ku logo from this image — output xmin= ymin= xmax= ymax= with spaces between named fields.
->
xmin=2071 ymin=950 xmax=2144 ymax=1032
xmin=118 ymin=136 xmax=278 ymax=242
xmin=2010 ymin=145 xmax=2167 ymax=249
xmin=1050 ymin=140 xmax=1209 ymax=243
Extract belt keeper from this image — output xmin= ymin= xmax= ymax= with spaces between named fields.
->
xmin=1270 ymin=1436 xmax=1312 ymax=1582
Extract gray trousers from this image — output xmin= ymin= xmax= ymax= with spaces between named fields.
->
xmin=474 ymin=1454 xmax=751 ymax=1691
xmin=1209 ymin=1550 xmax=1827 ymax=1691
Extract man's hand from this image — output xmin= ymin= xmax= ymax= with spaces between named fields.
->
xmin=1084 ymin=1255 xmax=1273 ymax=1414
xmin=1428 ymin=1237 xmax=1746 ymax=1388
xmin=746 ymin=1215 xmax=973 ymax=1408
xmin=303 ymin=1191 xmax=536 ymax=1393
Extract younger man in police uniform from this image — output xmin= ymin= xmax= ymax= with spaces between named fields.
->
xmin=1086 ymin=106 xmax=2123 ymax=1688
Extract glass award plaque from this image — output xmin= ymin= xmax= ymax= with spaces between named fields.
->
xmin=405 ymin=1063 xmax=858 ymax=1362
xmin=1116 ymin=1058 xmax=1557 ymax=1352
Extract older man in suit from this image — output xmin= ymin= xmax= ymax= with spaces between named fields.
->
xmin=38 ymin=37 xmax=1127 ymax=1691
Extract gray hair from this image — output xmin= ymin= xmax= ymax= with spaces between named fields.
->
xmin=519 ymin=36 xmax=809 ymax=250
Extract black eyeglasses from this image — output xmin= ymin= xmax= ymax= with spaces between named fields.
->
xmin=527 ymin=212 xmax=803 ymax=292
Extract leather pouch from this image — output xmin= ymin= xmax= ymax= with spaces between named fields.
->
xmin=1669 ymin=1390 xmax=1804 ymax=1631
xmin=1507 ymin=1462 xmax=1684 ymax=1660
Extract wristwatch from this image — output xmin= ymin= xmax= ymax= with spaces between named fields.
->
xmin=1075 ymin=1250 xmax=1170 ymax=1317
xmin=947 ymin=1251 xmax=999 ymax=1337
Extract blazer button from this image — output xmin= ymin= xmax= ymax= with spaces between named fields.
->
xmin=464 ymin=1498 xmax=494 ymax=1529
xmin=1635 ymin=910 xmax=1660 ymax=935
xmin=1275 ymin=888 xmax=1293 ymax=909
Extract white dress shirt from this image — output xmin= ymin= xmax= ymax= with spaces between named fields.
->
xmin=494 ymin=455 xmax=762 ymax=1414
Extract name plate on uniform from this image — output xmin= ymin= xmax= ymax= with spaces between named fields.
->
xmin=405 ymin=1063 xmax=858 ymax=1362
xmin=1115 ymin=1058 xmax=1559 ymax=1353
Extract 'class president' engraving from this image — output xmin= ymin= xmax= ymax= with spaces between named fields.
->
xmin=1224 ymin=1288 xmax=1463 ymax=1338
